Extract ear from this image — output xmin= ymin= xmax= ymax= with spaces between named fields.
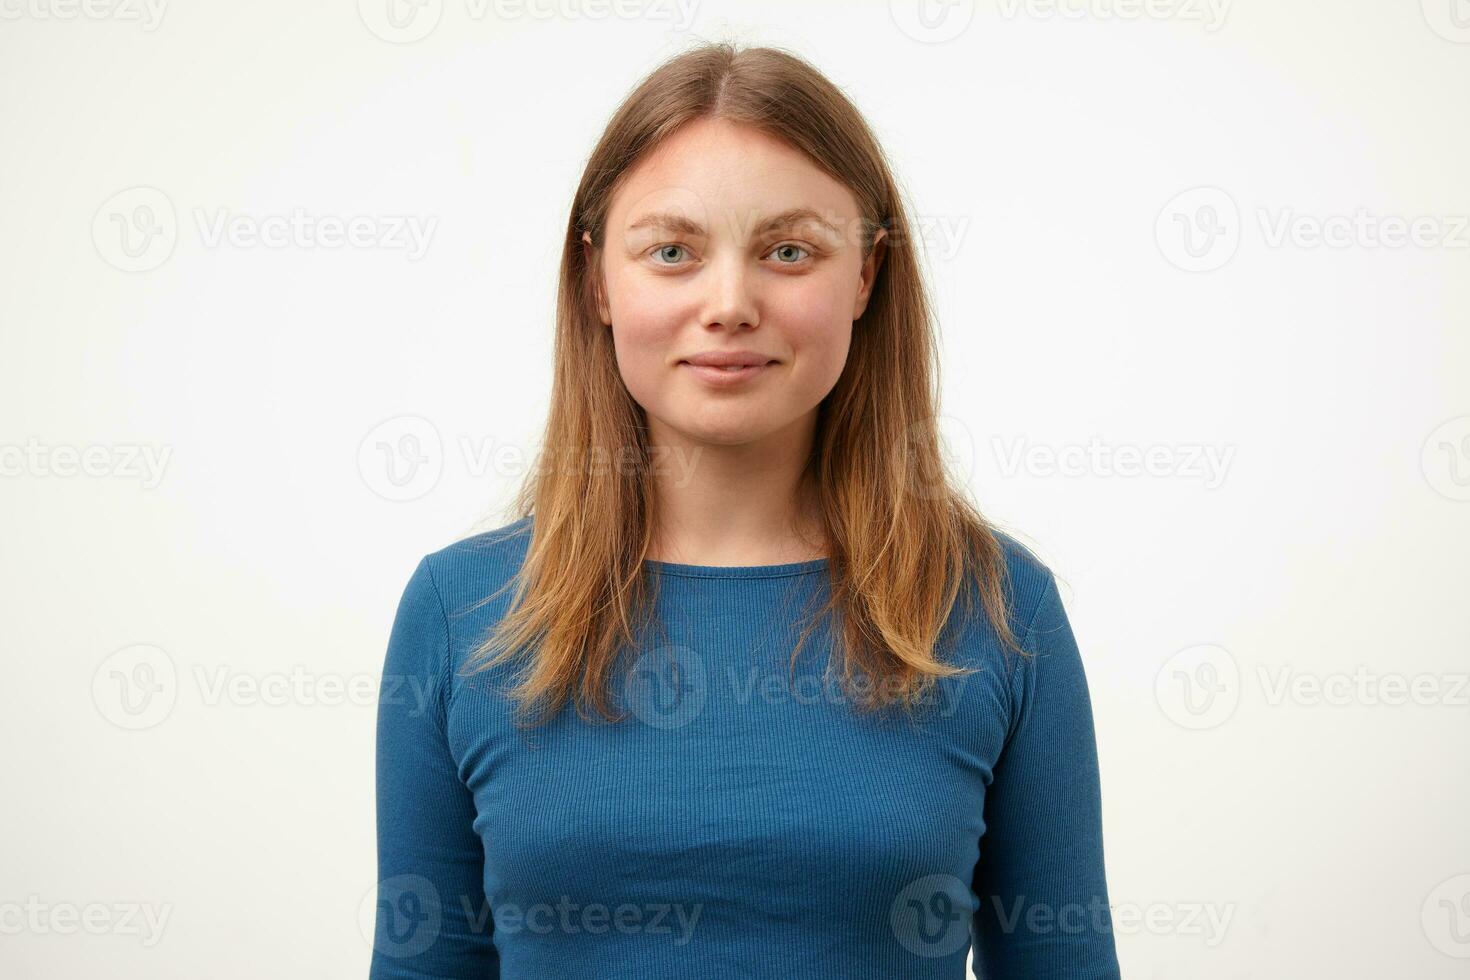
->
xmin=581 ymin=230 xmax=612 ymax=326
xmin=853 ymin=226 xmax=887 ymax=321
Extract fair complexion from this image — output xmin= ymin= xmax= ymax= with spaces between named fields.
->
xmin=584 ymin=117 xmax=886 ymax=566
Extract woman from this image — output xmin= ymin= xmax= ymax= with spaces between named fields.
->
xmin=372 ymin=42 xmax=1120 ymax=979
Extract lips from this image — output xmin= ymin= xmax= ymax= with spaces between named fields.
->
xmin=678 ymin=351 xmax=780 ymax=368
xmin=677 ymin=356 xmax=777 ymax=387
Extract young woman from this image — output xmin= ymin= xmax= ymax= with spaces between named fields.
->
xmin=372 ymin=43 xmax=1120 ymax=980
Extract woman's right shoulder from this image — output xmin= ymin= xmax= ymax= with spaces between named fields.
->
xmin=415 ymin=515 xmax=534 ymax=614
xmin=391 ymin=511 xmax=535 ymax=625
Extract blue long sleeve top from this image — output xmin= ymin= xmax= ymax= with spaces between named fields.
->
xmin=371 ymin=517 xmax=1120 ymax=978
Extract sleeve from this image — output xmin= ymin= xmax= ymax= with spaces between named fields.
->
xmin=970 ymin=570 xmax=1121 ymax=979
xmin=370 ymin=557 xmax=501 ymax=978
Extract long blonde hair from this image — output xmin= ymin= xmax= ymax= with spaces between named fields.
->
xmin=463 ymin=41 xmax=1027 ymax=729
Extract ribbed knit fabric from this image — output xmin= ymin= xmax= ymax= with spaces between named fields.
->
xmin=371 ymin=516 xmax=1120 ymax=979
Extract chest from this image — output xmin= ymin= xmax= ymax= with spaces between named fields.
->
xmin=449 ymin=646 xmax=1012 ymax=919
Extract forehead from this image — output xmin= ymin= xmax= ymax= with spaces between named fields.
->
xmin=606 ymin=117 xmax=862 ymax=230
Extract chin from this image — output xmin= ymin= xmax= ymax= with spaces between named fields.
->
xmin=667 ymin=411 xmax=778 ymax=448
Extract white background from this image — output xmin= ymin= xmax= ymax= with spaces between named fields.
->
xmin=2 ymin=1 xmax=1468 ymax=977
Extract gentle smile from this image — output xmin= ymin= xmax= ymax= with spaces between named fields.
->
xmin=678 ymin=361 xmax=778 ymax=370
xmin=677 ymin=358 xmax=779 ymax=387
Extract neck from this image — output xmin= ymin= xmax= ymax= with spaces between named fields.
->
xmin=644 ymin=413 xmax=826 ymax=566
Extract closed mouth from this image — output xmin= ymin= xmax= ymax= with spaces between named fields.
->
xmin=679 ymin=361 xmax=777 ymax=370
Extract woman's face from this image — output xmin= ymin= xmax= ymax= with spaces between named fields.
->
xmin=586 ymin=116 xmax=885 ymax=450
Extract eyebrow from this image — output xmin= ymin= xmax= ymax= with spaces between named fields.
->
xmin=624 ymin=206 xmax=842 ymax=240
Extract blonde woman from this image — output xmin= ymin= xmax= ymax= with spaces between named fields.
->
xmin=372 ymin=42 xmax=1120 ymax=980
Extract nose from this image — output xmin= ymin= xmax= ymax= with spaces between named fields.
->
xmin=700 ymin=250 xmax=758 ymax=332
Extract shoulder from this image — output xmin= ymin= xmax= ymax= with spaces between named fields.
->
xmin=422 ymin=514 xmax=534 ymax=571
xmin=416 ymin=515 xmax=534 ymax=622
xmin=385 ymin=517 xmax=537 ymax=690
xmin=986 ymin=526 xmax=1061 ymax=641
xmin=930 ymin=524 xmax=1061 ymax=678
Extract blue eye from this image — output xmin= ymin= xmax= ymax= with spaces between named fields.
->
xmin=647 ymin=242 xmax=813 ymax=267
xmin=769 ymin=243 xmax=811 ymax=264
xmin=650 ymin=244 xmax=688 ymax=264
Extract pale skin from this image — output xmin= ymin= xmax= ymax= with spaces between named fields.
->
xmin=583 ymin=117 xmax=887 ymax=566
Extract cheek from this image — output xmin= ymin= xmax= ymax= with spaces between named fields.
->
xmin=604 ymin=274 xmax=685 ymax=403
xmin=767 ymin=272 xmax=850 ymax=323
xmin=606 ymin=267 xmax=687 ymax=341
xmin=604 ymin=264 xmax=857 ymax=396
xmin=765 ymin=275 xmax=856 ymax=377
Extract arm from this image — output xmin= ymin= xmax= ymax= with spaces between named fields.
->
xmin=371 ymin=557 xmax=500 ymax=978
xmin=971 ymin=570 xmax=1121 ymax=979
